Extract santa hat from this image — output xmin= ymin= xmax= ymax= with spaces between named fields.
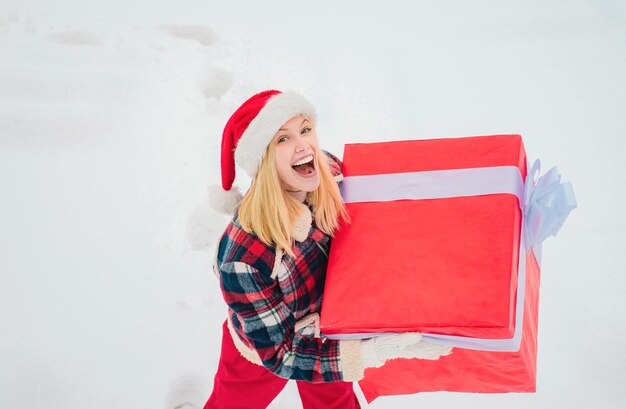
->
xmin=209 ymin=90 xmax=317 ymax=214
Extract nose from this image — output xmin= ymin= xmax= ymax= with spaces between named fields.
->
xmin=294 ymin=135 xmax=309 ymax=153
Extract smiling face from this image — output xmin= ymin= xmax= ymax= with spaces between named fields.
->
xmin=272 ymin=114 xmax=320 ymax=200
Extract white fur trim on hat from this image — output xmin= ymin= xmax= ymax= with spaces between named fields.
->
xmin=234 ymin=91 xmax=317 ymax=178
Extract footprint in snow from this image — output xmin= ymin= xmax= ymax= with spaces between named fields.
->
xmin=47 ymin=30 xmax=103 ymax=46
xmin=159 ymin=24 xmax=216 ymax=46
xmin=201 ymin=67 xmax=234 ymax=100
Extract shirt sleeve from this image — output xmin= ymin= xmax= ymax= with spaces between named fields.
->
xmin=322 ymin=150 xmax=344 ymax=181
xmin=220 ymin=260 xmax=354 ymax=382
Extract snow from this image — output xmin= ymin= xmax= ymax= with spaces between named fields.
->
xmin=1 ymin=0 xmax=625 ymax=408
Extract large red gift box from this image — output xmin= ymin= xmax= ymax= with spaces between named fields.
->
xmin=356 ymin=250 xmax=540 ymax=401
xmin=320 ymin=134 xmax=539 ymax=401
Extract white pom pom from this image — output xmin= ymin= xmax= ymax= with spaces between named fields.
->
xmin=184 ymin=186 xmax=242 ymax=250
xmin=185 ymin=197 xmax=230 ymax=250
xmin=207 ymin=184 xmax=243 ymax=214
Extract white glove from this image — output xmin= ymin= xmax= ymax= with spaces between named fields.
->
xmin=360 ymin=332 xmax=453 ymax=369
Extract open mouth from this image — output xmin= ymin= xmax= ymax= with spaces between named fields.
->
xmin=291 ymin=154 xmax=316 ymax=176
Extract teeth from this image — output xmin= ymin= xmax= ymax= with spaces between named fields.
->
xmin=292 ymin=155 xmax=313 ymax=167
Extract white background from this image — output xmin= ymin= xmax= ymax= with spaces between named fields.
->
xmin=1 ymin=1 xmax=625 ymax=408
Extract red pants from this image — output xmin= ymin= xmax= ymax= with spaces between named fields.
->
xmin=204 ymin=321 xmax=361 ymax=409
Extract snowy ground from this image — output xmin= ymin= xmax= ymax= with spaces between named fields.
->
xmin=1 ymin=1 xmax=625 ymax=408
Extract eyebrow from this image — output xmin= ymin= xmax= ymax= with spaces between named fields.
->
xmin=278 ymin=118 xmax=309 ymax=131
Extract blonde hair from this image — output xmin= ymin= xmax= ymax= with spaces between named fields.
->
xmin=238 ymin=142 xmax=350 ymax=257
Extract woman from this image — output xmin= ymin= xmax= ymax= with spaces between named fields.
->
xmin=204 ymin=90 xmax=451 ymax=408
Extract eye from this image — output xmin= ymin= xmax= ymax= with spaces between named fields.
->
xmin=277 ymin=136 xmax=288 ymax=143
xmin=301 ymin=127 xmax=312 ymax=134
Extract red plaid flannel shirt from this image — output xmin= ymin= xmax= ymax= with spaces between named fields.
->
xmin=215 ymin=151 xmax=349 ymax=382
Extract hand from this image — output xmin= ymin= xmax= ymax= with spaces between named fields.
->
xmin=360 ymin=332 xmax=453 ymax=369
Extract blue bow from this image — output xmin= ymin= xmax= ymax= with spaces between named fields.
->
xmin=522 ymin=159 xmax=577 ymax=263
